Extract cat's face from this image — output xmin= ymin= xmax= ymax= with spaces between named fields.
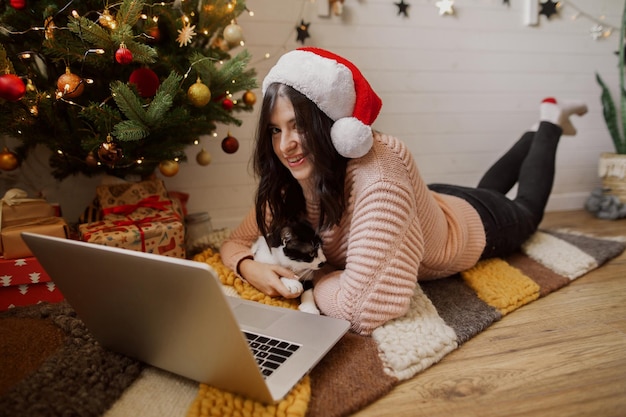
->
xmin=271 ymin=222 xmax=326 ymax=276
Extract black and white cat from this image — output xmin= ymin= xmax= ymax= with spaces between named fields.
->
xmin=252 ymin=220 xmax=326 ymax=314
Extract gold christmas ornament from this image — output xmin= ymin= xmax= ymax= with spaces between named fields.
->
xmin=0 ymin=147 xmax=19 ymax=171
xmin=159 ymin=160 xmax=180 ymax=177
xmin=97 ymin=135 xmax=123 ymax=165
xmin=57 ymin=67 xmax=84 ymax=99
xmin=242 ymin=90 xmax=256 ymax=106
xmin=187 ymin=78 xmax=211 ymax=107
xmin=196 ymin=148 xmax=212 ymax=166
xmin=223 ymin=23 xmax=243 ymax=46
xmin=98 ymin=8 xmax=116 ymax=29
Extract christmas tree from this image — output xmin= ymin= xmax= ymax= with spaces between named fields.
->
xmin=0 ymin=0 xmax=257 ymax=179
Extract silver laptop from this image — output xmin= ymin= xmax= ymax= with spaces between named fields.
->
xmin=22 ymin=232 xmax=349 ymax=404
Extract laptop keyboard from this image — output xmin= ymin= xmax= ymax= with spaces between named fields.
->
xmin=244 ymin=331 xmax=301 ymax=378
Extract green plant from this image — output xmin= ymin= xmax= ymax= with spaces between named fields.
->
xmin=596 ymin=0 xmax=626 ymax=154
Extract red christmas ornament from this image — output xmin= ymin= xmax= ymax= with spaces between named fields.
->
xmin=115 ymin=43 xmax=133 ymax=65
xmin=221 ymin=134 xmax=239 ymax=154
xmin=129 ymin=67 xmax=160 ymax=98
xmin=222 ymin=98 xmax=234 ymax=111
xmin=0 ymin=74 xmax=26 ymax=102
xmin=9 ymin=0 xmax=26 ymax=10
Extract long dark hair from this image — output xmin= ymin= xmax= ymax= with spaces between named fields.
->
xmin=253 ymin=83 xmax=348 ymax=237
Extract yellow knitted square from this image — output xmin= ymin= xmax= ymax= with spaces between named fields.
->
xmin=461 ymin=258 xmax=540 ymax=315
xmin=187 ymin=377 xmax=311 ymax=417
xmin=187 ymin=249 xmax=310 ymax=417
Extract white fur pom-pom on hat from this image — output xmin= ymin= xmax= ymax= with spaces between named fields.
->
xmin=262 ymin=47 xmax=383 ymax=158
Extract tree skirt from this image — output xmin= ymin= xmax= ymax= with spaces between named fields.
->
xmin=0 ymin=229 xmax=624 ymax=417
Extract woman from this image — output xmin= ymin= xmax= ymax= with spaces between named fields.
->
xmin=220 ymin=47 xmax=588 ymax=336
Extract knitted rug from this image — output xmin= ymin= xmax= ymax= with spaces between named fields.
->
xmin=0 ymin=229 xmax=624 ymax=417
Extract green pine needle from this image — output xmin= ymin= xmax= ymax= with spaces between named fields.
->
xmin=113 ymin=120 xmax=150 ymax=141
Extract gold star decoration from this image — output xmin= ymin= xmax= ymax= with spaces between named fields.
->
xmin=435 ymin=0 xmax=455 ymax=16
xmin=176 ymin=22 xmax=197 ymax=47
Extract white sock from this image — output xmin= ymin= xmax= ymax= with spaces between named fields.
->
xmin=539 ymin=97 xmax=588 ymax=136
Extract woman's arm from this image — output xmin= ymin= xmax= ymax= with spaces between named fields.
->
xmin=313 ymin=181 xmax=424 ymax=335
xmin=219 ymin=208 xmax=300 ymax=299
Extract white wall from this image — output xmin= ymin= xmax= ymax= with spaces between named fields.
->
xmin=2 ymin=0 xmax=622 ymax=228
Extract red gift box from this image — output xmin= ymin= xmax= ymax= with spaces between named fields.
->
xmin=0 ymin=257 xmax=64 ymax=311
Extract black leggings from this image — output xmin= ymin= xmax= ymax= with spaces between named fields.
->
xmin=429 ymin=121 xmax=563 ymax=259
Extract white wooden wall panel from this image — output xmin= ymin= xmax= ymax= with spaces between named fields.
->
xmin=160 ymin=0 xmax=623 ymax=229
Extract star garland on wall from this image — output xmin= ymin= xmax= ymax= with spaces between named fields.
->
xmin=254 ymin=0 xmax=620 ymax=71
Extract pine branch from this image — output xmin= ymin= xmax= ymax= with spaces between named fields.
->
xmin=68 ymin=16 xmax=115 ymax=50
xmin=145 ymin=91 xmax=174 ymax=125
xmin=125 ymin=39 xmax=158 ymax=64
xmin=113 ymin=119 xmax=150 ymax=141
xmin=158 ymin=71 xmax=183 ymax=97
xmin=110 ymin=80 xmax=149 ymax=127
xmin=117 ymin=0 xmax=146 ymax=27
xmin=80 ymin=103 xmax=123 ymax=135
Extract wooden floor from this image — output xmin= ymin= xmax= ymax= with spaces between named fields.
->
xmin=355 ymin=210 xmax=626 ymax=417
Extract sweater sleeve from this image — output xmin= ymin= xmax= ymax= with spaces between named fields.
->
xmin=313 ymin=180 xmax=422 ymax=336
xmin=219 ymin=208 xmax=259 ymax=275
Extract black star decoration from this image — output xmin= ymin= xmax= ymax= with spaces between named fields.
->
xmin=395 ymin=0 xmax=410 ymax=17
xmin=296 ymin=20 xmax=310 ymax=44
xmin=539 ymin=0 xmax=558 ymax=19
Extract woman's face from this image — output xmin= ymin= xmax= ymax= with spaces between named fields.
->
xmin=270 ymin=94 xmax=314 ymax=183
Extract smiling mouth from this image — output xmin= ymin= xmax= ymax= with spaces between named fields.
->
xmin=286 ymin=155 xmax=305 ymax=166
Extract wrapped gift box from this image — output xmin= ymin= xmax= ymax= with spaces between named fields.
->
xmin=96 ymin=179 xmax=169 ymax=210
xmin=1 ymin=189 xmax=68 ymax=259
xmin=1 ymin=217 xmax=69 ymax=259
xmin=79 ymin=214 xmax=185 ymax=258
xmin=2 ymin=199 xmax=55 ymax=223
xmin=0 ymin=256 xmax=64 ymax=311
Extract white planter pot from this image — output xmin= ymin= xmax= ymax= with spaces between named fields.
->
xmin=599 ymin=152 xmax=626 ymax=204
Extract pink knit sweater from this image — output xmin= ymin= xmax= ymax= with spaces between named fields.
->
xmin=220 ymin=132 xmax=486 ymax=335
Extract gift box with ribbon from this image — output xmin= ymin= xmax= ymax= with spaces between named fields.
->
xmin=0 ymin=189 xmax=69 ymax=259
xmin=79 ymin=179 xmax=186 ymax=258
xmin=78 ymin=213 xmax=185 ymax=258
xmin=96 ymin=179 xmax=169 ymax=211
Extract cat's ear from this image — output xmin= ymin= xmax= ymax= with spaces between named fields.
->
xmin=280 ymin=226 xmax=293 ymax=244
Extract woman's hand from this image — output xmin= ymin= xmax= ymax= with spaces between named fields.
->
xmin=238 ymin=258 xmax=301 ymax=299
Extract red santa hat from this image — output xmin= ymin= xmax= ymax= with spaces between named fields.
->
xmin=262 ymin=47 xmax=382 ymax=159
